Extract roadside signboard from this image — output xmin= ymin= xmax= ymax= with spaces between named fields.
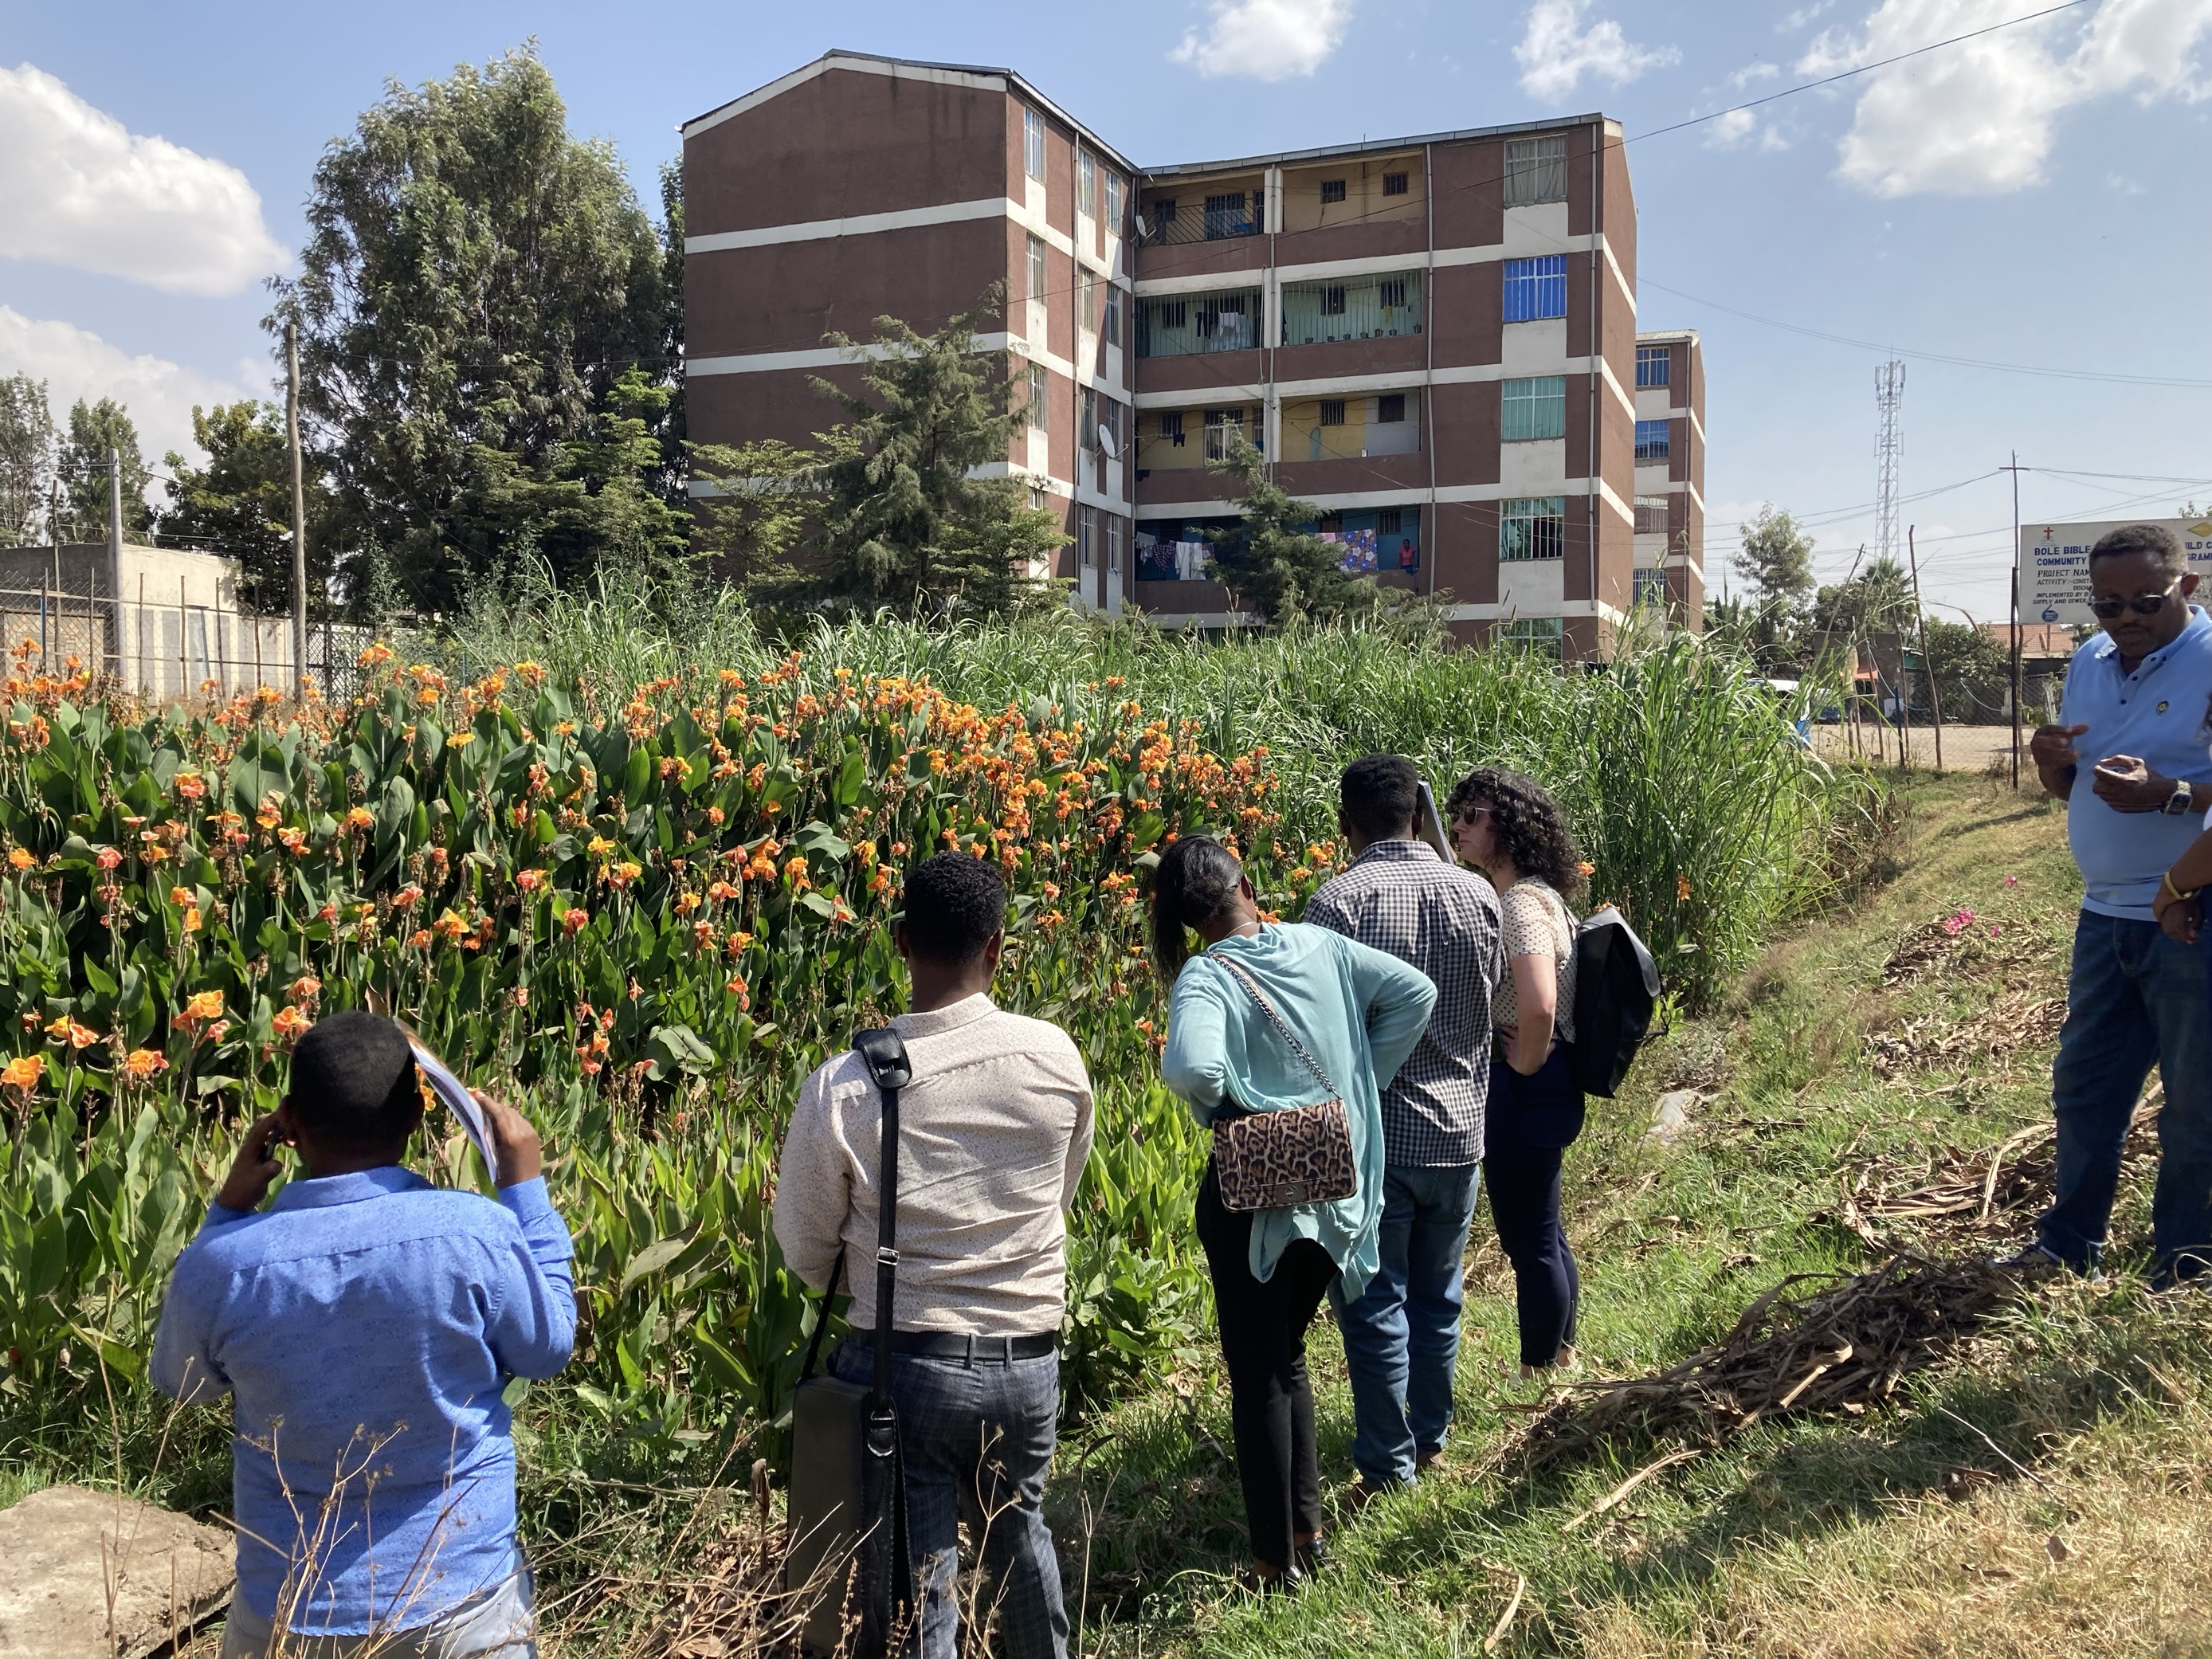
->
xmin=2017 ymin=517 xmax=2212 ymax=628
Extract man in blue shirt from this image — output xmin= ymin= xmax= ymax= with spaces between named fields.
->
xmin=154 ymin=1012 xmax=575 ymax=1656
xmin=2021 ymin=523 xmax=2212 ymax=1284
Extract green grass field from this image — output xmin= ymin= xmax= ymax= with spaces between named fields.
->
xmin=994 ymin=774 xmax=2210 ymax=1658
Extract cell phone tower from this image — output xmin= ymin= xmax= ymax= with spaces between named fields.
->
xmin=1875 ymin=359 xmax=1905 ymax=568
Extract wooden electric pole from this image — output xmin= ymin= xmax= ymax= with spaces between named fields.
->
xmin=1908 ymin=524 xmax=1943 ymax=771
xmin=286 ymin=322 xmax=308 ymax=698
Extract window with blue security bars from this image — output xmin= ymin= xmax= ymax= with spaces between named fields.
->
xmin=1502 ymin=376 xmax=1567 ymax=441
xmin=1502 ymin=255 xmax=1567 ymax=322
xmin=1635 ymin=418 xmax=1671 ymax=462
xmin=1635 ymin=343 xmax=1671 ymax=387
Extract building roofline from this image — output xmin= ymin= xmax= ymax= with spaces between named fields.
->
xmin=1636 ymin=327 xmax=1702 ymax=346
xmin=680 ymin=49 xmax=1140 ymax=175
xmin=1137 ymin=114 xmax=1618 ymax=182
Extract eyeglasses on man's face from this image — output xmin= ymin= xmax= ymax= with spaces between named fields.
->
xmin=2089 ymin=578 xmax=2183 ymax=621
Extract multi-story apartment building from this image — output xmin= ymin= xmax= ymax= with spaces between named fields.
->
xmin=681 ymin=50 xmax=1706 ymax=657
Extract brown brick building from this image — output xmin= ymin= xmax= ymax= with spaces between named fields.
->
xmin=681 ymin=50 xmax=1706 ymax=657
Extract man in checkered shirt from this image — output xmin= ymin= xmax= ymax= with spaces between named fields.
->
xmin=1304 ymin=754 xmax=1503 ymax=1501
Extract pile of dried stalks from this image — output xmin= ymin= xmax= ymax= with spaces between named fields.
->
xmin=1504 ymin=1253 xmax=2029 ymax=1474
xmin=1834 ymin=1099 xmax=2160 ymax=1249
xmin=1864 ymin=986 xmax=2068 ymax=1079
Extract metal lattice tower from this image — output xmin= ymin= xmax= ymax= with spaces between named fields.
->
xmin=1874 ymin=359 xmax=1905 ymax=568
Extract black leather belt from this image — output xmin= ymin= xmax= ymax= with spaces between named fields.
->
xmin=850 ymin=1330 xmax=1057 ymax=1361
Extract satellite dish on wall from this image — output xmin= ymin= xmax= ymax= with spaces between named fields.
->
xmin=1097 ymin=426 xmax=1120 ymax=459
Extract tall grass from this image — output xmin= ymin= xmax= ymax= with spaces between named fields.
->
xmin=426 ymin=567 xmax=1872 ymax=1006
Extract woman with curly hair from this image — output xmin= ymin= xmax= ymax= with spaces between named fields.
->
xmin=1445 ymin=767 xmax=1586 ymax=1378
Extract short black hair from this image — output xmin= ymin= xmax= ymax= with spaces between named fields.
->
xmin=288 ymin=1010 xmax=421 ymax=1149
xmin=2088 ymin=523 xmax=2187 ymax=577
xmin=900 ymin=852 xmax=1006 ymax=963
xmin=1341 ymin=754 xmax=1421 ymax=842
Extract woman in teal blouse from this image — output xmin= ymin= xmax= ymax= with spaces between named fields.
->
xmin=1155 ymin=836 xmax=1437 ymax=1589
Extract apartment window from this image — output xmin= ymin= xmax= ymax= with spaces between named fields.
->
xmin=1079 ymin=505 xmax=1097 ymax=569
xmin=1151 ymin=198 xmax=1177 ymax=234
xmin=1159 ymin=410 xmax=1185 ymax=445
xmin=1503 ymin=255 xmax=1568 ymax=323
xmin=1504 ymin=135 xmax=1570 ymax=206
xmin=1027 ymin=235 xmax=1047 ymax=304
xmin=1024 ymin=108 xmax=1045 ymax=182
xmin=1281 ymin=271 xmax=1423 ymax=345
xmin=1080 ymin=270 xmax=1099 ymax=335
xmin=1634 ymin=494 xmax=1670 ymax=535
xmin=1634 ymin=567 xmax=1667 ymax=607
xmin=1137 ymin=288 xmax=1261 ymax=357
xmin=1077 ymin=153 xmax=1097 ymax=218
xmin=1105 ymin=174 xmax=1125 ymax=229
xmin=1108 ymin=515 xmax=1125 ymax=575
xmin=1081 ymin=388 xmax=1099 ymax=450
xmin=1502 ymin=376 xmax=1567 ymax=441
xmin=1204 ymin=406 xmax=1248 ymax=462
xmin=1379 ymin=508 xmax=1402 ymax=535
xmin=1500 ymin=616 xmax=1565 ymax=658
xmin=1636 ymin=419 xmax=1672 ymax=462
xmin=1636 ymin=343 xmax=1673 ymax=388
xmin=1025 ymin=363 xmax=1048 ymax=429
xmin=1319 ymin=399 xmax=1346 ymax=427
xmin=1382 ymin=171 xmax=1410 ymax=196
xmin=1317 ymin=512 xmax=1344 ymax=533
xmin=1377 ymin=394 xmax=1406 ymax=423
xmin=1500 ymin=496 xmax=1567 ymax=561
xmin=1320 ymin=178 xmax=1347 ymax=204
xmin=1204 ymin=190 xmax=1261 ymax=240
xmin=1102 ymin=284 xmax=1122 ymax=348
xmin=1197 ymin=293 xmax=1248 ymax=339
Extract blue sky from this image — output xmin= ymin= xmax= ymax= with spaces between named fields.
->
xmin=3 ymin=0 xmax=2207 ymax=621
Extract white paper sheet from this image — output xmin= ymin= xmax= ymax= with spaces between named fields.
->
xmin=410 ymin=1041 xmax=499 ymax=1185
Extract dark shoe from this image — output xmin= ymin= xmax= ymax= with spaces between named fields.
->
xmin=1293 ymin=1532 xmax=1332 ymax=1575
xmin=1414 ymin=1448 xmax=1443 ymax=1477
xmin=1237 ymin=1560 xmax=1304 ymax=1595
xmin=1996 ymin=1241 xmax=2067 ymax=1274
xmin=1339 ymin=1478 xmax=1393 ymax=1520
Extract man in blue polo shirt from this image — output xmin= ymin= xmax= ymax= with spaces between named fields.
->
xmin=2021 ymin=522 xmax=2212 ymax=1284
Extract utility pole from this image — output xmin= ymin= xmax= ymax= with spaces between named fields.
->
xmin=107 ymin=448 xmax=124 ymax=684
xmin=286 ymin=321 xmax=308 ymax=699
xmin=2007 ymin=451 xmax=2023 ymax=791
xmin=1908 ymin=524 xmax=1943 ymax=771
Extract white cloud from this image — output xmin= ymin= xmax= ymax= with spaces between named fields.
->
xmin=1705 ymin=108 xmax=1762 ymax=147
xmin=1171 ymin=0 xmax=1353 ymax=80
xmin=1730 ymin=61 xmax=1786 ymax=86
xmin=0 ymin=63 xmax=285 ymax=296
xmin=1808 ymin=0 xmax=2212 ymax=197
xmin=1516 ymin=0 xmax=1681 ymax=101
xmin=0 ymin=307 xmax=261 ymax=469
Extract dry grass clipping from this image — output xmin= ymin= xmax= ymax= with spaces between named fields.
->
xmin=1834 ymin=1106 xmax=2161 ymax=1249
xmin=1502 ymin=1256 xmax=2029 ymax=1474
xmin=1573 ymin=1404 xmax=2212 ymax=1658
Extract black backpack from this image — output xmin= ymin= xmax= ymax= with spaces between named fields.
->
xmin=1567 ymin=905 xmax=1661 ymax=1098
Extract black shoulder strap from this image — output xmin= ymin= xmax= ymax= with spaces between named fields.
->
xmin=850 ymin=1028 xmax=913 ymax=1409
xmin=798 ymin=1246 xmax=844 ymax=1382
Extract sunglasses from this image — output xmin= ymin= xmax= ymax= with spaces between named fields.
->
xmin=2090 ymin=580 xmax=2182 ymax=621
xmin=1453 ymin=806 xmax=1492 ymax=826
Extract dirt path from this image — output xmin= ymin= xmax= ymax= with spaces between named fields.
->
xmin=1817 ymin=723 xmax=2026 ymax=775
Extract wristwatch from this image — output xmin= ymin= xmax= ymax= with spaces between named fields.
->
xmin=2164 ymin=782 xmax=2196 ymax=816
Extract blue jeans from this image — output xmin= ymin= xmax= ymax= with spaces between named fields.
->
xmin=1327 ymin=1163 xmax=1481 ymax=1489
xmin=831 ymin=1341 xmax=1068 ymax=1659
xmin=2041 ymin=909 xmax=2212 ymax=1280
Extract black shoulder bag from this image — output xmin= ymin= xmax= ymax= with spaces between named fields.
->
xmin=785 ymin=1027 xmax=916 ymax=1657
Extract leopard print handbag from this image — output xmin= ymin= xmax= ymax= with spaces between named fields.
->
xmin=1208 ymin=954 xmax=1359 ymax=1213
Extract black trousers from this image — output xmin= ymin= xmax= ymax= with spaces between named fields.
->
xmin=1194 ymin=1163 xmax=1339 ymax=1572
xmin=1484 ymin=1139 xmax=1579 ymax=1367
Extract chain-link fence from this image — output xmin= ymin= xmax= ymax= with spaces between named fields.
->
xmin=0 ymin=585 xmax=374 ymax=704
